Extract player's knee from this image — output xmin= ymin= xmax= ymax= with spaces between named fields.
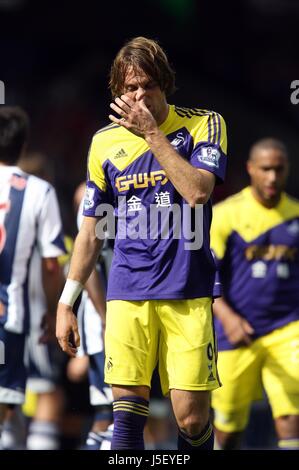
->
xmin=177 ymin=414 xmax=209 ymax=436
xmin=112 ymin=385 xmax=150 ymax=401
xmin=276 ymin=415 xmax=299 ymax=449
xmin=214 ymin=428 xmax=243 ymax=450
xmin=275 ymin=414 xmax=299 ymax=439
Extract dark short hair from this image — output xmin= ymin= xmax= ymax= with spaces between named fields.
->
xmin=109 ymin=36 xmax=176 ymax=98
xmin=249 ymin=138 xmax=288 ymax=161
xmin=18 ymin=151 xmax=54 ymax=183
xmin=0 ymin=106 xmax=29 ymax=164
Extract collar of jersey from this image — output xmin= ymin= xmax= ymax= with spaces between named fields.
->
xmin=158 ymin=104 xmax=174 ymax=134
xmin=243 ymin=186 xmax=287 ymax=213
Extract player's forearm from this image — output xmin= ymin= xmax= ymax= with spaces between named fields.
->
xmin=145 ymin=129 xmax=213 ymax=207
xmin=67 ymin=227 xmax=103 ymax=286
xmin=85 ymin=268 xmax=106 ymax=323
xmin=213 ymin=297 xmax=239 ymax=323
xmin=42 ymin=258 xmax=64 ymax=313
xmin=59 ymin=217 xmax=103 ymax=309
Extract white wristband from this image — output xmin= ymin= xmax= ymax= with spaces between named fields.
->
xmin=59 ymin=279 xmax=83 ymax=307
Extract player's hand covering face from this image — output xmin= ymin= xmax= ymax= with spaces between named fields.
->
xmin=109 ymin=67 xmax=168 ymax=134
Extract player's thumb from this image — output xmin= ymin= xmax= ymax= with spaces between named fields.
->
xmin=73 ymin=327 xmax=81 ymax=347
xmin=137 ymin=97 xmax=147 ymax=109
xmin=243 ymin=321 xmax=254 ymax=335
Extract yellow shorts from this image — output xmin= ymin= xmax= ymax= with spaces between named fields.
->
xmin=104 ymin=298 xmax=221 ymax=395
xmin=212 ymin=320 xmax=299 ymax=432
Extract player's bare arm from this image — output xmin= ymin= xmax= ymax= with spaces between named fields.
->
xmin=213 ymin=296 xmax=255 ymax=346
xmin=84 ymin=267 xmax=107 ymax=345
xmin=109 ymin=94 xmax=215 ymax=207
xmin=84 ymin=268 xmax=106 ymax=325
xmin=40 ymin=257 xmax=64 ymax=343
xmin=42 ymin=258 xmax=64 ymax=313
xmin=56 ymin=216 xmax=103 ymax=357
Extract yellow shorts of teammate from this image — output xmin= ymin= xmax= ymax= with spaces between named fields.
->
xmin=104 ymin=298 xmax=221 ymax=396
xmin=212 ymin=320 xmax=299 ymax=433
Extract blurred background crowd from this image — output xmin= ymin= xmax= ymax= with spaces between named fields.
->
xmin=0 ymin=0 xmax=298 ymax=449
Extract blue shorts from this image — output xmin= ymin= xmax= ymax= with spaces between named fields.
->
xmin=0 ymin=326 xmax=26 ymax=404
xmin=88 ymin=351 xmax=113 ymax=407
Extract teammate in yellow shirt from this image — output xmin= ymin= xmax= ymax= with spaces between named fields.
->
xmin=211 ymin=138 xmax=299 ymax=449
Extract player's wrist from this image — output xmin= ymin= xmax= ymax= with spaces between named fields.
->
xmin=144 ymin=128 xmax=163 ymax=144
xmin=59 ymin=279 xmax=83 ymax=308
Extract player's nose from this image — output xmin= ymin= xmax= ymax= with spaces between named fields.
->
xmin=135 ymin=86 xmax=146 ymax=100
xmin=268 ymin=169 xmax=277 ymax=183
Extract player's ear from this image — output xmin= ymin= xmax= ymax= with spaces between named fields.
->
xmin=246 ymin=160 xmax=253 ymax=177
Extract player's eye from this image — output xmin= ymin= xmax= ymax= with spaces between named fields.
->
xmin=125 ymin=85 xmax=137 ymax=93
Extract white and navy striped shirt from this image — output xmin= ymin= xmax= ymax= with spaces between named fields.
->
xmin=0 ymin=165 xmax=65 ymax=334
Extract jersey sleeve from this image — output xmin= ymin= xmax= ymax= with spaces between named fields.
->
xmin=37 ymin=186 xmax=66 ymax=258
xmin=210 ymin=202 xmax=232 ymax=263
xmin=77 ymin=198 xmax=84 ymax=230
xmin=190 ymin=112 xmax=227 ymax=183
xmin=84 ymin=136 xmax=111 ymax=217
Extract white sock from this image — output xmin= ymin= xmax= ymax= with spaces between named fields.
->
xmin=27 ymin=420 xmax=60 ymax=450
xmin=100 ymin=423 xmax=113 ymax=450
xmin=1 ymin=407 xmax=26 ymax=450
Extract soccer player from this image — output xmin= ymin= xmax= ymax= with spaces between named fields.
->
xmin=211 ymin=138 xmax=299 ymax=450
xmin=17 ymin=152 xmax=66 ymax=450
xmin=56 ymin=36 xmax=227 ymax=450
xmin=0 ymin=107 xmax=65 ymax=445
